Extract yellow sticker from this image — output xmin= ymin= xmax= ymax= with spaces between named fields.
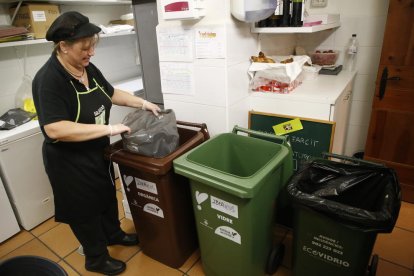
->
xmin=273 ymin=118 xmax=303 ymax=135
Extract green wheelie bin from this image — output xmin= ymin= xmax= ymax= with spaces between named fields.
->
xmin=173 ymin=126 xmax=293 ymax=276
xmin=287 ymin=153 xmax=401 ymax=276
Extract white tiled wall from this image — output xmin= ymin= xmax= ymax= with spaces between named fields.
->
xmin=0 ymin=4 xmax=141 ymax=116
xmin=259 ymin=0 xmax=390 ymax=156
xmin=157 ymin=0 xmax=259 ymax=135
xmin=327 ymin=0 xmax=389 ymax=156
xmin=157 ymin=0 xmax=390 ymax=150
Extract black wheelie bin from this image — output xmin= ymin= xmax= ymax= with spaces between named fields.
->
xmin=287 ymin=153 xmax=401 ymax=276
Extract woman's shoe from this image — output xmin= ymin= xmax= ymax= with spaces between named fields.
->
xmin=108 ymin=233 xmax=139 ymax=246
xmin=85 ymin=256 xmax=126 ymax=275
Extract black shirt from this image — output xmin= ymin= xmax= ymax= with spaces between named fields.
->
xmin=32 ymin=53 xmax=114 ymax=148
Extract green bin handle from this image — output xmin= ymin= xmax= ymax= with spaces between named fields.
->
xmin=321 ymin=152 xmax=385 ymax=167
xmin=232 ymin=125 xmax=289 ymax=147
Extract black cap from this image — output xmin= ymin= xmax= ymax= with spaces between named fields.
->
xmin=46 ymin=11 xmax=101 ymax=42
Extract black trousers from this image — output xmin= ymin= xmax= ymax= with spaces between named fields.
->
xmin=69 ymin=200 xmax=123 ymax=261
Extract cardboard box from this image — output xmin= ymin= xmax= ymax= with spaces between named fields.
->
xmin=10 ymin=3 xmax=60 ymax=39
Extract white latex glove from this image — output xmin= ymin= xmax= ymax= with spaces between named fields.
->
xmin=142 ymin=100 xmax=161 ymax=116
xmin=108 ymin=123 xmax=131 ymax=136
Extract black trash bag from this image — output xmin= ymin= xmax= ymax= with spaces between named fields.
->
xmin=121 ymin=109 xmax=179 ymax=158
xmin=287 ymin=158 xmax=401 ymax=233
xmin=0 ymin=108 xmax=36 ymax=130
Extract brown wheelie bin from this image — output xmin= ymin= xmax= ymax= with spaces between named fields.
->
xmin=104 ymin=121 xmax=209 ymax=268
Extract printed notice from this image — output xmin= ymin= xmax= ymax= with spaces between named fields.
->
xmin=157 ymin=27 xmax=193 ymax=62
xmin=32 ymin=11 xmax=46 ymax=22
xmin=302 ymin=234 xmax=350 ymax=268
xmin=210 ymin=195 xmax=238 ymax=218
xmin=195 ymin=26 xmax=226 ymax=59
xmin=160 ymin=62 xmax=194 ymax=95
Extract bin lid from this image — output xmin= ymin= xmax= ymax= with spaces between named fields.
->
xmin=0 ymin=255 xmax=67 ymax=276
xmin=105 ymin=127 xmax=206 ymax=175
xmin=173 ymin=133 xmax=290 ymax=198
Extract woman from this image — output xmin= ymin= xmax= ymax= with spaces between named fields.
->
xmin=32 ymin=11 xmax=160 ymax=275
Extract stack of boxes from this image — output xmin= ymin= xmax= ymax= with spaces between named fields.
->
xmin=10 ymin=3 xmax=60 ymax=39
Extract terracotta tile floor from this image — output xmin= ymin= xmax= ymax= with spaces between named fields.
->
xmin=1 ymin=179 xmax=413 ymax=276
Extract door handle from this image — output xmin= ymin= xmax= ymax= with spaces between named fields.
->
xmin=378 ymin=67 xmax=401 ymax=100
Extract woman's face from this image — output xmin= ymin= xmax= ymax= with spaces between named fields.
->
xmin=61 ymin=36 xmax=97 ymax=68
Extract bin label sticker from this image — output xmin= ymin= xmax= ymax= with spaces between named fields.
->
xmin=302 ymin=234 xmax=350 ymax=268
xmin=135 ymin=177 xmax=158 ymax=195
xmin=195 ymin=191 xmax=209 ymax=210
xmin=143 ymin=203 xmax=164 ymax=218
xmin=137 ymin=191 xmax=159 ymax=202
xmin=123 ymin=175 xmax=134 ymax=192
xmin=210 ymin=195 xmax=238 ymax=218
xmin=217 ymin=214 xmax=233 ymax=224
xmin=214 ymin=226 xmax=241 ymax=244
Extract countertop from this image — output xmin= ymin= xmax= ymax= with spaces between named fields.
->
xmin=0 ymin=120 xmax=40 ymax=145
xmin=250 ymin=70 xmax=357 ymax=104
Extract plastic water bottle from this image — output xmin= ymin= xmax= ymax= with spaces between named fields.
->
xmin=345 ymin=34 xmax=358 ymax=71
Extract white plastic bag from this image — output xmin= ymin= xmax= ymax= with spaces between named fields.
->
xmin=248 ymin=55 xmax=311 ymax=84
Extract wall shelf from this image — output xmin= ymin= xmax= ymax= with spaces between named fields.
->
xmin=251 ymin=22 xmax=340 ymax=34
xmin=0 ymin=31 xmax=135 ymax=48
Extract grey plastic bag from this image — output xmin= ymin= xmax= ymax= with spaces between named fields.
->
xmin=121 ymin=109 xmax=179 ymax=158
xmin=0 ymin=108 xmax=36 ymax=130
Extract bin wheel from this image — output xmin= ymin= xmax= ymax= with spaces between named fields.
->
xmin=265 ymin=244 xmax=285 ymax=274
xmin=367 ymin=254 xmax=379 ymax=276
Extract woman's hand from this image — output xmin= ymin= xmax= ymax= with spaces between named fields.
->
xmin=111 ymin=89 xmax=161 ymax=116
xmin=108 ymin=124 xmax=131 ymax=136
xmin=142 ymin=100 xmax=161 ymax=116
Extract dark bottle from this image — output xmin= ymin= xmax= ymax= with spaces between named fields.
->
xmin=268 ymin=1 xmax=283 ymax=27
xmin=291 ymin=0 xmax=304 ymax=27
xmin=267 ymin=14 xmax=281 ymax=27
xmin=256 ymin=1 xmax=282 ymax=28
xmin=281 ymin=0 xmax=291 ymax=27
xmin=257 ymin=18 xmax=268 ymax=28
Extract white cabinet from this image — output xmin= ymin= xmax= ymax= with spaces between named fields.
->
xmin=249 ymin=71 xmax=355 ymax=155
xmin=0 ymin=125 xmax=54 ymax=230
xmin=0 ymin=176 xmax=20 ymax=242
xmin=330 ymin=82 xmax=352 ymax=154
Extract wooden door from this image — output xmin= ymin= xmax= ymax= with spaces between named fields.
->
xmin=364 ymin=0 xmax=414 ymax=202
